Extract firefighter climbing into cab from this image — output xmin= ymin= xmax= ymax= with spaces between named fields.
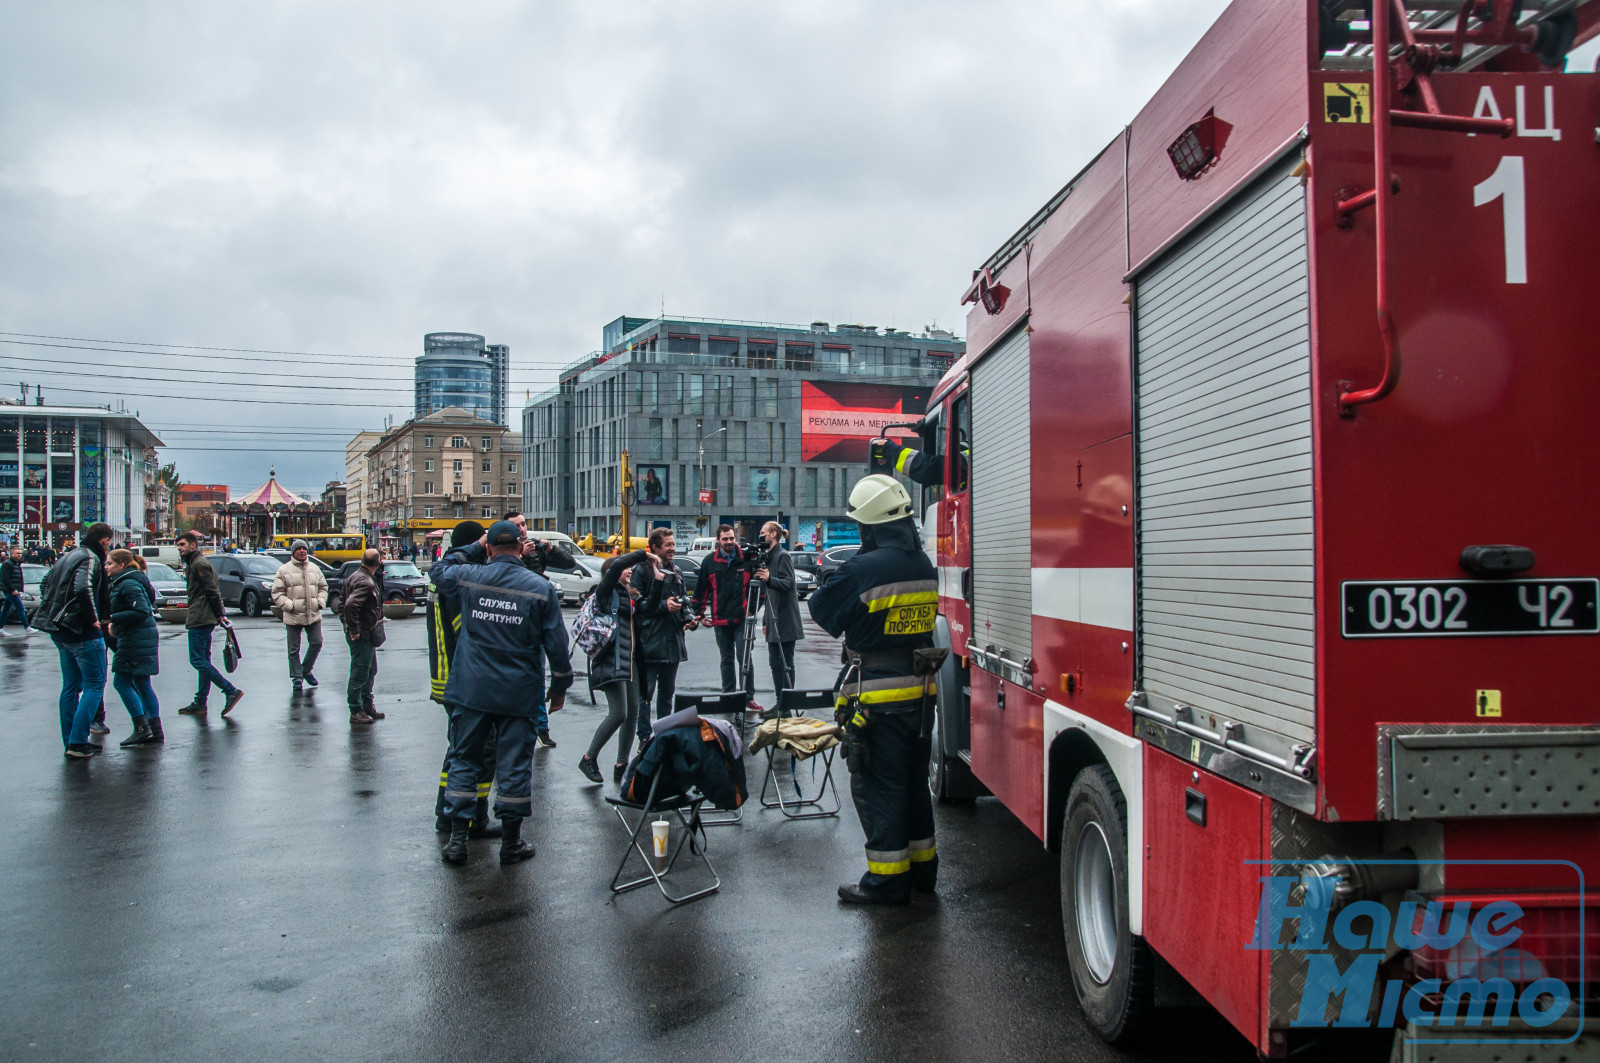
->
xmin=867 ymin=420 xmax=966 ymax=489
xmin=807 ymin=473 xmax=947 ymax=905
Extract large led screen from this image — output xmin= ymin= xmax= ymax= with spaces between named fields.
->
xmin=799 ymin=381 xmax=928 ymax=463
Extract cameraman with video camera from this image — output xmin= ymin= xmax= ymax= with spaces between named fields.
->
xmin=690 ymin=524 xmax=762 ymax=714
xmin=628 ymin=528 xmax=697 ymax=738
xmin=753 ymin=521 xmax=803 ymax=702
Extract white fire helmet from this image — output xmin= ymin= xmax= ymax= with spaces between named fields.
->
xmin=846 ymin=474 xmax=914 ymax=525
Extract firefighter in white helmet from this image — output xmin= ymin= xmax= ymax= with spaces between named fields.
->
xmin=807 ymin=473 xmax=943 ymax=905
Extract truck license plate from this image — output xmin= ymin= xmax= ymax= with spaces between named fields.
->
xmin=1341 ymin=578 xmax=1599 ymax=638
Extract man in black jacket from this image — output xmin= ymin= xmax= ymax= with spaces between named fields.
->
xmin=754 ymin=522 xmax=803 ymax=702
xmin=630 ymin=528 xmax=696 ymax=737
xmin=33 ymin=522 xmax=114 ymax=757
xmin=690 ymin=524 xmax=761 ymax=713
xmin=0 ymin=544 xmax=31 ymax=635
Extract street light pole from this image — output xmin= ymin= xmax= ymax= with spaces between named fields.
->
xmin=695 ymin=426 xmax=726 ymax=531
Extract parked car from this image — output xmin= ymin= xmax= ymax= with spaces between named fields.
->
xmin=328 ymin=559 xmax=428 ymax=613
xmin=208 ymin=553 xmax=285 ymax=617
xmin=816 ymin=543 xmax=860 ymax=583
xmin=673 ymin=554 xmax=701 ymax=596
xmin=542 ymin=555 xmax=602 ymax=606
xmin=19 ymin=563 xmax=46 ymax=615
xmin=793 ymin=566 xmax=817 ymax=600
xmin=139 ymin=561 xmax=191 ymax=624
xmin=791 ymin=549 xmax=823 ymax=578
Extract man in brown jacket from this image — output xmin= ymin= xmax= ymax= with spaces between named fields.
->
xmin=272 ymin=539 xmax=328 ymax=694
xmin=341 ymin=548 xmax=384 ymax=725
xmin=175 ymin=531 xmax=244 ymax=716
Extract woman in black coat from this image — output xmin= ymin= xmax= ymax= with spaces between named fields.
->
xmin=105 ymin=550 xmax=162 ymax=747
xmin=578 ymin=550 xmax=649 ymax=785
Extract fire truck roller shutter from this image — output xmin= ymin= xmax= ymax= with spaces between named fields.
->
xmin=969 ymin=325 xmax=1033 ymax=667
xmin=1133 ymin=154 xmax=1315 ymax=757
xmin=966 ymin=328 xmax=1030 ymax=669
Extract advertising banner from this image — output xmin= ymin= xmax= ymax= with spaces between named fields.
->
xmin=0 ymin=462 xmax=16 ymax=490
xmin=0 ymin=497 xmax=16 ymax=521
xmin=23 ymin=464 xmax=45 ymax=490
xmin=748 ymin=467 xmax=779 ymax=507
xmin=51 ymin=499 xmax=74 ymax=522
xmin=799 ymin=381 xmax=928 ymax=463
xmin=24 ymin=498 xmax=43 ymax=525
xmin=634 ymin=464 xmax=670 ymax=506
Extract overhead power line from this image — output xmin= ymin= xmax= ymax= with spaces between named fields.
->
xmin=0 ymin=336 xmax=576 ymax=370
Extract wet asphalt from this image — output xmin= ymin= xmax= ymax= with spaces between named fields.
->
xmin=0 ymin=605 xmax=1268 ymax=1063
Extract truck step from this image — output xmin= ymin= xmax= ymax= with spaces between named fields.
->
xmin=957 ymin=748 xmax=973 ymax=766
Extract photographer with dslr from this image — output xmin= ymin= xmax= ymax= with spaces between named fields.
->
xmin=629 ymin=528 xmax=696 ymax=739
xmin=753 ymin=521 xmax=803 ymax=702
xmin=690 ymin=524 xmax=761 ymax=714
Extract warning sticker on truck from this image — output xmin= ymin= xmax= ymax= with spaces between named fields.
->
xmin=1324 ymin=82 xmax=1371 ymax=123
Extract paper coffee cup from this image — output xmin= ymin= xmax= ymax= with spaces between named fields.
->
xmin=651 ymin=819 xmax=669 ymax=859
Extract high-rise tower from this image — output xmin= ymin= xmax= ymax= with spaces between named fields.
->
xmin=414 ymin=332 xmax=509 ymax=426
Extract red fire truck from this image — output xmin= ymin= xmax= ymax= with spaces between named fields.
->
xmin=918 ymin=1 xmax=1600 ymax=1055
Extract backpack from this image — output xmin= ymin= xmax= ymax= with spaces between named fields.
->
xmin=571 ymin=591 xmax=616 ymax=658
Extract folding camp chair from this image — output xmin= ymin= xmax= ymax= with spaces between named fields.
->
xmin=604 ymin=771 xmax=719 ymax=906
xmin=669 ymin=692 xmax=749 ymax=826
xmin=755 ymin=688 xmax=841 ymax=819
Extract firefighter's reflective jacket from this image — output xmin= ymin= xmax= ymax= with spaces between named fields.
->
xmin=876 ymin=439 xmax=944 ymax=488
xmin=426 ymin=587 xmax=463 ymax=705
xmin=430 ymin=544 xmax=574 ymax=716
xmin=806 ymin=518 xmax=937 ymax=712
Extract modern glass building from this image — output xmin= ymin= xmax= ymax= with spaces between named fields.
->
xmin=414 ymin=332 xmax=510 ymax=427
xmin=522 ymin=315 xmax=962 ymax=547
xmin=0 ymin=404 xmax=163 ymax=546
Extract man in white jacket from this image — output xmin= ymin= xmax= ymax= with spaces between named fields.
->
xmin=272 ymin=539 xmax=329 ymax=694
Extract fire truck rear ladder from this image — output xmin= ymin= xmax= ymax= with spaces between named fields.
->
xmin=1324 ymin=0 xmax=1595 ymax=412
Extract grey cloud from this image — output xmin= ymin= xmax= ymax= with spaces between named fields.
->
xmin=0 ymin=0 xmax=1229 ymax=492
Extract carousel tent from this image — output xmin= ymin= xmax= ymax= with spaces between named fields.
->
xmin=209 ymin=468 xmax=333 ymax=546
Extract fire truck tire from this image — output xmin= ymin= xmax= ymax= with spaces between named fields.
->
xmin=928 ymin=705 xmax=977 ymax=804
xmin=1060 ymin=764 xmax=1153 ymax=1045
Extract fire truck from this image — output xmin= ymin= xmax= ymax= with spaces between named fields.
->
xmin=917 ymin=0 xmax=1600 ymax=1055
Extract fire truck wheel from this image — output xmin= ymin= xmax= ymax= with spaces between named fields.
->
xmin=928 ymin=701 xmax=976 ymax=804
xmin=1060 ymin=764 xmax=1153 ymax=1045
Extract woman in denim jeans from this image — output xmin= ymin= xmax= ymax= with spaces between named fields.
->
xmin=105 ymin=550 xmax=163 ymax=748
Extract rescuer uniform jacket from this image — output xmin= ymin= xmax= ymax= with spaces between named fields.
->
xmin=183 ymin=553 xmax=225 ymax=629
xmin=427 ymin=584 xmax=463 ymax=705
xmin=430 ymin=544 xmax=574 ymax=716
xmin=691 ymin=547 xmax=750 ymax=626
xmin=109 ymin=569 xmax=160 ymax=677
xmin=806 ymin=518 xmax=938 ymax=712
xmin=271 ymin=557 xmax=327 ymax=626
xmin=876 ymin=440 xmax=944 ymax=488
xmin=630 ymin=554 xmax=690 ymax=665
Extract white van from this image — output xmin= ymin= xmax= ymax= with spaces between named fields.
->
xmin=135 ymin=544 xmax=183 ymax=568
xmin=527 ymin=530 xmax=582 ymax=555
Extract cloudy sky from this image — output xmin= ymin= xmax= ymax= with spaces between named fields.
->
xmin=0 ymin=0 xmax=1235 ymax=497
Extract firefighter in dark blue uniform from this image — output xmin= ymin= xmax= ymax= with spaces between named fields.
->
xmin=870 ymin=437 xmax=944 ymax=487
xmin=430 ymin=520 xmax=574 ymax=866
xmin=807 ymin=474 xmax=941 ymax=905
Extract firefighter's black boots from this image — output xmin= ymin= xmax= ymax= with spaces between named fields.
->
xmin=441 ymin=821 xmax=470 ymax=865
xmin=499 ymin=817 xmax=535 ymax=865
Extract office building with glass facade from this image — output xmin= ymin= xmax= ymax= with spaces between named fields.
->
xmin=0 ymin=404 xmax=163 ymax=546
xmin=522 ymin=316 xmax=962 ymax=548
xmin=414 ymin=332 xmax=511 ymax=427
